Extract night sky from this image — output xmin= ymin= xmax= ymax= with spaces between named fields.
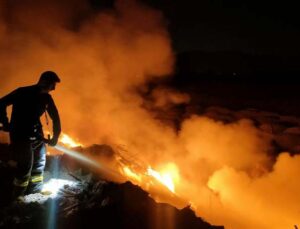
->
xmin=145 ymin=0 xmax=300 ymax=55
xmin=91 ymin=0 xmax=300 ymax=80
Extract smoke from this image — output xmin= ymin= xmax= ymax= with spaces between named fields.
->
xmin=207 ymin=153 xmax=300 ymax=228
xmin=0 ymin=1 xmax=299 ymax=228
xmin=149 ymin=86 xmax=190 ymax=110
xmin=0 ymin=0 xmax=174 ymax=144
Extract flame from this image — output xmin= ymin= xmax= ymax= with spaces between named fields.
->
xmin=147 ymin=163 xmax=179 ymax=193
xmin=120 ymin=161 xmax=179 ymax=194
xmin=46 ymin=133 xmax=82 ymax=156
xmin=48 ymin=133 xmax=180 ymax=194
xmin=147 ymin=167 xmax=175 ymax=193
xmin=122 ymin=166 xmax=142 ymax=182
xmin=59 ymin=133 xmax=83 ymax=148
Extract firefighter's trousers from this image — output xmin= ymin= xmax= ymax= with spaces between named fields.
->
xmin=11 ymin=140 xmax=46 ymax=197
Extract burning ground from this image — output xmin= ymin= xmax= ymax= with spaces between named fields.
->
xmin=0 ymin=0 xmax=300 ymax=228
xmin=0 ymin=147 xmax=223 ymax=229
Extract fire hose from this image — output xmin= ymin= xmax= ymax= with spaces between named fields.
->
xmin=51 ymin=144 xmax=122 ymax=178
xmin=0 ymin=126 xmax=119 ymax=176
xmin=52 ymin=144 xmax=101 ymax=169
xmin=44 ymin=134 xmax=103 ymax=170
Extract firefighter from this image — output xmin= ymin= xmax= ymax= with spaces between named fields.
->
xmin=0 ymin=71 xmax=61 ymax=199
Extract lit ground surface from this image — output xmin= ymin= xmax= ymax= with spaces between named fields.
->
xmin=23 ymin=179 xmax=78 ymax=204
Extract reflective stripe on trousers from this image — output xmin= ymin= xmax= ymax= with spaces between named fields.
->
xmin=30 ymin=174 xmax=43 ymax=183
xmin=10 ymin=140 xmax=46 ymax=194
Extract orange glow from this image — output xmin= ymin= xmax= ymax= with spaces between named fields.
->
xmin=147 ymin=163 xmax=179 ymax=193
xmin=147 ymin=167 xmax=174 ymax=193
xmin=119 ymin=162 xmax=179 ymax=194
xmin=122 ymin=166 xmax=142 ymax=182
xmin=4 ymin=1 xmax=300 ymax=227
xmin=47 ymin=133 xmax=179 ymax=194
xmin=59 ymin=133 xmax=83 ymax=148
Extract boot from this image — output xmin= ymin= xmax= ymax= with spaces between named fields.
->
xmin=11 ymin=185 xmax=27 ymax=202
xmin=26 ymin=181 xmax=43 ymax=195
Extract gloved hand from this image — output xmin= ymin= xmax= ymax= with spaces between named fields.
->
xmin=0 ymin=122 xmax=10 ymax=132
xmin=49 ymin=136 xmax=59 ymax=146
xmin=44 ymin=136 xmax=59 ymax=146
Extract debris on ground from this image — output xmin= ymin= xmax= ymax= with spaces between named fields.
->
xmin=0 ymin=178 xmax=223 ymax=229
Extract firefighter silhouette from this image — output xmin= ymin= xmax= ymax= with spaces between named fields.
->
xmin=0 ymin=71 xmax=61 ymax=199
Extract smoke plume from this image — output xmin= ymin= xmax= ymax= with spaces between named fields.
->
xmin=0 ymin=1 xmax=299 ymax=228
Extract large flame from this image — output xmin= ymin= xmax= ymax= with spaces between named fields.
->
xmin=51 ymin=134 xmax=179 ymax=194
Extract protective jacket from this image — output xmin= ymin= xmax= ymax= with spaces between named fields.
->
xmin=0 ymin=84 xmax=61 ymax=195
xmin=0 ymin=85 xmax=61 ymax=141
